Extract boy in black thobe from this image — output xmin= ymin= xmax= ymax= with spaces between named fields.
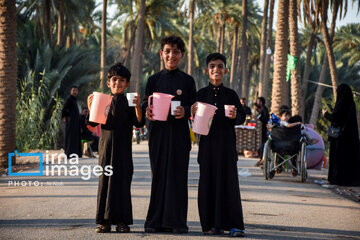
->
xmin=87 ymin=63 xmax=144 ymax=233
xmin=143 ymin=35 xmax=196 ymax=233
xmin=61 ymin=86 xmax=82 ymax=158
xmin=192 ymin=53 xmax=246 ymax=237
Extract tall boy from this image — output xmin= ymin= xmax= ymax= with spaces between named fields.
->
xmin=193 ymin=53 xmax=245 ymax=237
xmin=87 ymin=63 xmax=144 ymax=233
xmin=143 ymin=35 xmax=196 ymax=233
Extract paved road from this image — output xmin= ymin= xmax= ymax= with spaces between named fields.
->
xmin=0 ymin=141 xmax=359 ymax=239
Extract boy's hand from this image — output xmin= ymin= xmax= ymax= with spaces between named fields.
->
xmin=146 ymin=107 xmax=154 ymax=121
xmin=174 ymin=106 xmax=185 ymax=119
xmin=191 ymin=103 xmax=197 ymax=117
xmin=228 ymin=107 xmax=237 ymax=119
xmin=321 ymin=109 xmax=327 ymax=116
xmin=87 ymin=94 xmax=94 ymax=110
xmin=62 ymin=117 xmax=66 ymax=123
xmin=134 ymin=93 xmax=141 ymax=108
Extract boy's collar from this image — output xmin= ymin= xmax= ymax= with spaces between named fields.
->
xmin=209 ymin=82 xmax=223 ymax=89
xmin=164 ymin=67 xmax=179 ymax=73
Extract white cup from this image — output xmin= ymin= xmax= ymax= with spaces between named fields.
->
xmin=126 ymin=92 xmax=137 ymax=107
xmin=224 ymin=105 xmax=235 ymax=117
xmin=171 ymin=101 xmax=181 ymax=115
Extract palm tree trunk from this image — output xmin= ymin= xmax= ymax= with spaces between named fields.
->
xmin=309 ymin=6 xmax=337 ymax=125
xmin=258 ymin=0 xmax=269 ymax=97
xmin=187 ymin=0 xmax=195 ymax=78
xmin=240 ymin=0 xmax=249 ymax=99
xmin=321 ymin=20 xmax=338 ymax=98
xmin=262 ymin=0 xmax=274 ymax=101
xmin=130 ymin=0 xmax=146 ymax=92
xmin=289 ymin=0 xmax=302 ymax=116
xmin=270 ymin=0 xmax=289 ymax=114
xmin=301 ymin=29 xmax=315 ymax=116
xmin=219 ymin=21 xmax=226 ymax=54
xmin=309 ymin=54 xmax=328 ymax=125
xmin=100 ymin=0 xmax=107 ymax=90
xmin=56 ymin=0 xmax=64 ymax=47
xmin=229 ymin=24 xmax=239 ymax=89
xmin=0 ymin=0 xmax=17 ymax=168
xmin=43 ymin=0 xmax=51 ymax=44
xmin=216 ymin=26 xmax=222 ymax=52
xmin=124 ymin=24 xmax=136 ymax=69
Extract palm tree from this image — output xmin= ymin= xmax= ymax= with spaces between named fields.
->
xmin=187 ymin=0 xmax=195 ymax=78
xmin=258 ymin=0 xmax=269 ymax=97
xmin=333 ymin=24 xmax=360 ymax=66
xmin=100 ymin=0 xmax=107 ymax=90
xmin=309 ymin=4 xmax=338 ymax=125
xmin=240 ymin=0 xmax=249 ymax=99
xmin=270 ymin=0 xmax=289 ymax=114
xmin=262 ymin=0 xmax=274 ymax=101
xmin=130 ymin=0 xmax=146 ymax=92
xmin=0 ymin=0 xmax=17 ymax=168
xmin=289 ymin=0 xmax=302 ymax=116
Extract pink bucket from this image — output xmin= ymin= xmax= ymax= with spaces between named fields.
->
xmin=89 ymin=92 xmax=113 ymax=124
xmin=192 ymin=102 xmax=217 ymax=135
xmin=148 ymin=92 xmax=174 ymax=121
xmin=304 ymin=126 xmax=325 ymax=170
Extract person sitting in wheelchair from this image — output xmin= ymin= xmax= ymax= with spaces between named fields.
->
xmin=268 ymin=106 xmax=318 ymax=177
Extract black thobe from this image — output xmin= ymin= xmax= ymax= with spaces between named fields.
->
xmin=243 ymin=105 xmax=252 ymax=116
xmin=61 ymin=95 xmax=82 ymax=158
xmin=142 ymin=68 xmax=196 ymax=229
xmin=89 ymin=94 xmax=144 ymax=225
xmin=257 ymin=105 xmax=269 ymax=158
xmin=324 ymin=84 xmax=360 ymax=186
xmin=196 ymin=83 xmax=246 ymax=232
xmin=80 ymin=114 xmax=99 ymax=152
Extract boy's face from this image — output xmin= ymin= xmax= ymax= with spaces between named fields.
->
xmin=107 ymin=76 xmax=129 ymax=95
xmin=280 ymin=113 xmax=290 ymax=122
xmin=70 ymin=87 xmax=78 ymax=97
xmin=160 ymin=44 xmax=184 ymax=70
xmin=205 ymin=59 xmax=228 ymax=85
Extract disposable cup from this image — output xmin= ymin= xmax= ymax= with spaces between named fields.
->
xmin=171 ymin=101 xmax=181 ymax=115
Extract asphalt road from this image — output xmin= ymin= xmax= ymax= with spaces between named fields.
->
xmin=0 ymin=141 xmax=359 ymax=240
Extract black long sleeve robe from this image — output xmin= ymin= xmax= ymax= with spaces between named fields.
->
xmin=196 ymin=83 xmax=246 ymax=232
xmin=142 ymin=68 xmax=196 ymax=229
xmin=61 ymin=95 xmax=82 ymax=158
xmin=324 ymin=84 xmax=360 ymax=186
xmin=89 ymin=94 xmax=144 ymax=225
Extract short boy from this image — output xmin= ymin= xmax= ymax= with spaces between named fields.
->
xmin=192 ymin=53 xmax=246 ymax=237
xmin=87 ymin=63 xmax=144 ymax=233
xmin=143 ymin=35 xmax=196 ymax=233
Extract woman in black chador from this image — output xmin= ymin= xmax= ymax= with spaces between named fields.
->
xmin=322 ymin=84 xmax=360 ymax=186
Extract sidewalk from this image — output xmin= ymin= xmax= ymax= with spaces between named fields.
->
xmin=0 ymin=142 xmax=359 ymax=239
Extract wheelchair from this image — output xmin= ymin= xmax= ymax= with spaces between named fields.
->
xmin=262 ymin=125 xmax=308 ymax=182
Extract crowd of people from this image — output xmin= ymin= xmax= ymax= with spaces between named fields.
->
xmin=61 ymin=34 xmax=360 ymax=237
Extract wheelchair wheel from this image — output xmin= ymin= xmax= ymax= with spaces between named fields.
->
xmin=300 ymin=142 xmax=307 ymax=182
xmin=263 ymin=140 xmax=274 ymax=180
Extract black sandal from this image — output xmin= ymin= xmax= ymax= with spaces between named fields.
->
xmin=116 ymin=223 xmax=130 ymax=233
xmin=204 ymin=227 xmax=223 ymax=235
xmin=95 ymin=224 xmax=111 ymax=233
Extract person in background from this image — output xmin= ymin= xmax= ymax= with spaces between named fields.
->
xmin=322 ymin=83 xmax=360 ymax=186
xmin=254 ymin=97 xmax=269 ymax=166
xmin=240 ymin=97 xmax=252 ymax=117
xmin=61 ymin=86 xmax=82 ymax=158
xmin=80 ymin=107 xmax=99 ymax=155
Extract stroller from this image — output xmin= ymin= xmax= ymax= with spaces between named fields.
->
xmin=262 ymin=125 xmax=308 ymax=182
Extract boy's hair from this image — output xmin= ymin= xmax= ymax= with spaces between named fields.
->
xmin=160 ymin=35 xmax=185 ymax=53
xmin=71 ymin=85 xmax=79 ymax=90
xmin=107 ymin=63 xmax=131 ymax=82
xmin=206 ymin=53 xmax=226 ymax=67
xmin=257 ymin=97 xmax=266 ymax=105
xmin=289 ymin=115 xmax=302 ymax=123
xmin=279 ymin=108 xmax=291 ymax=117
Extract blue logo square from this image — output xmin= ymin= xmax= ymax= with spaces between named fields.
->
xmin=8 ymin=151 xmax=43 ymax=176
